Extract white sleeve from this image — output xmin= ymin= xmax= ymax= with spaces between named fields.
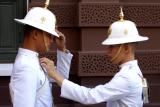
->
xmin=56 ymin=49 xmax=73 ymax=79
xmin=11 ymin=66 xmax=37 ymax=107
xmin=60 ymin=75 xmax=130 ymax=105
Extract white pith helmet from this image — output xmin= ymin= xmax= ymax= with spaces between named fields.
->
xmin=102 ymin=7 xmax=149 ymax=45
xmin=14 ymin=0 xmax=59 ymax=37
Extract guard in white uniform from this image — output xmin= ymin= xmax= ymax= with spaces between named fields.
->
xmin=9 ymin=0 xmax=73 ymax=107
xmin=40 ymin=7 xmax=149 ymax=107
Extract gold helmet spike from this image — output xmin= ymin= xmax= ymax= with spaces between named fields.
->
xmin=119 ymin=6 xmax=124 ymax=21
xmin=44 ymin=0 xmax=50 ymax=9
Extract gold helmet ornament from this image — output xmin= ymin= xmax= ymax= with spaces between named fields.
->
xmin=102 ymin=7 xmax=148 ymax=45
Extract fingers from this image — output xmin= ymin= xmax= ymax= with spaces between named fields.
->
xmin=40 ymin=57 xmax=47 ymax=64
xmin=40 ymin=57 xmax=54 ymax=65
xmin=54 ymin=30 xmax=66 ymax=52
xmin=40 ymin=57 xmax=50 ymax=63
xmin=55 ymin=30 xmax=65 ymax=41
xmin=41 ymin=62 xmax=55 ymax=77
xmin=40 ymin=57 xmax=55 ymax=71
xmin=41 ymin=63 xmax=47 ymax=70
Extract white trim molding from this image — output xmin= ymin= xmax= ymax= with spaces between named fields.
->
xmin=0 ymin=63 xmax=13 ymax=76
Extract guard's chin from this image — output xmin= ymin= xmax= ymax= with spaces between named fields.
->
xmin=46 ymin=46 xmax=50 ymax=52
xmin=111 ymin=58 xmax=119 ymax=65
xmin=46 ymin=49 xmax=49 ymax=52
xmin=111 ymin=60 xmax=117 ymax=64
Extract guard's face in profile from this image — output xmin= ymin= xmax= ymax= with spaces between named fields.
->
xmin=106 ymin=44 xmax=125 ymax=64
xmin=42 ymin=32 xmax=54 ymax=52
xmin=34 ymin=30 xmax=53 ymax=52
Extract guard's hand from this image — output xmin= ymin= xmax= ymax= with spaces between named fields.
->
xmin=40 ymin=57 xmax=55 ymax=77
xmin=40 ymin=57 xmax=65 ymax=86
xmin=55 ymin=29 xmax=66 ymax=52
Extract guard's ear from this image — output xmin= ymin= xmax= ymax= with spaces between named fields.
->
xmin=32 ymin=29 xmax=39 ymax=40
xmin=124 ymin=44 xmax=131 ymax=54
xmin=124 ymin=44 xmax=130 ymax=53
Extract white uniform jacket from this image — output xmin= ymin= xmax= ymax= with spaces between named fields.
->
xmin=9 ymin=48 xmax=73 ymax=107
xmin=61 ymin=60 xmax=143 ymax=107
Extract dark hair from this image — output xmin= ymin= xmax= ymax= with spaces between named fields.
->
xmin=23 ymin=25 xmax=44 ymax=38
xmin=24 ymin=25 xmax=36 ymax=35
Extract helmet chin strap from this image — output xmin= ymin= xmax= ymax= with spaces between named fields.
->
xmin=43 ymin=32 xmax=49 ymax=52
xmin=111 ymin=44 xmax=123 ymax=62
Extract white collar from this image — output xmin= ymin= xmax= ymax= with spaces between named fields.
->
xmin=120 ymin=60 xmax=138 ymax=68
xmin=18 ymin=48 xmax=39 ymax=58
xmin=119 ymin=60 xmax=143 ymax=77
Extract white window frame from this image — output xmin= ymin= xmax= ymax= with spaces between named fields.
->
xmin=0 ymin=63 xmax=13 ymax=76
xmin=0 ymin=0 xmax=28 ymax=76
